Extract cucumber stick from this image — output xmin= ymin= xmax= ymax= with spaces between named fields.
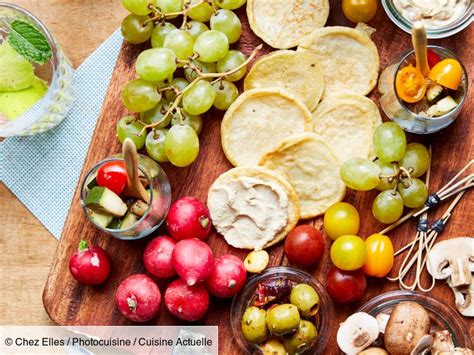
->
xmin=85 ymin=186 xmax=127 ymax=217
xmin=88 ymin=210 xmax=113 ymax=228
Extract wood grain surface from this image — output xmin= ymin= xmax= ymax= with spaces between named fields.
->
xmin=42 ymin=2 xmax=473 ymax=354
xmin=0 ymin=0 xmax=126 ymax=325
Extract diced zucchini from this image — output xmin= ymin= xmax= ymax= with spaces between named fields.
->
xmin=120 ymin=211 xmax=140 ymax=229
xmin=86 ymin=177 xmax=98 ymax=190
xmin=130 ymin=200 xmax=148 ymax=217
xmin=85 ymin=186 xmax=127 ymax=217
xmin=426 ymin=96 xmax=458 ymax=117
xmin=88 ymin=210 xmax=113 ymax=228
xmin=107 ymin=218 xmax=122 ymax=229
xmin=426 ymin=84 xmax=444 ymax=102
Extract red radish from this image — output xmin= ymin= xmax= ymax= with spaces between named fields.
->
xmin=69 ymin=240 xmax=110 ymax=285
xmin=165 ymin=279 xmax=209 ymax=321
xmin=206 ymin=255 xmax=247 ymax=298
xmin=166 ymin=197 xmax=211 ymax=240
xmin=172 ymin=239 xmax=214 ymax=285
xmin=143 ymin=236 xmax=176 ymax=278
xmin=115 ymin=274 xmax=161 ymax=322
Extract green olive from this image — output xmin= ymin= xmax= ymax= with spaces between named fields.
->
xmin=284 ymin=320 xmax=318 ymax=355
xmin=260 ymin=338 xmax=287 ymax=355
xmin=241 ymin=306 xmax=268 ymax=344
xmin=289 ymin=284 xmax=320 ymax=317
xmin=266 ymin=303 xmax=301 ymax=336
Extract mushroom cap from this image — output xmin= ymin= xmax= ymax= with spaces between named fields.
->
xmin=337 ymin=312 xmax=380 ymax=354
xmin=384 ymin=302 xmax=431 ymax=355
xmin=426 ymin=237 xmax=474 ymax=287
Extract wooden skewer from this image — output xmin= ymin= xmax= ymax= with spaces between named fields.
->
xmin=122 ymin=138 xmax=150 ymax=203
xmin=412 ymin=20 xmax=430 ymax=76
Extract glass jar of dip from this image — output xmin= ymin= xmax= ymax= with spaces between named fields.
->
xmin=0 ymin=3 xmax=75 ymax=137
xmin=379 ymin=45 xmax=468 ymax=134
xmin=80 ymin=155 xmax=171 ymax=240
xmin=382 ymin=0 xmax=473 ymax=39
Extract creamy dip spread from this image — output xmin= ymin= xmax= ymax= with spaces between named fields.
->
xmin=207 ymin=176 xmax=289 ymax=250
xmin=393 ymin=0 xmax=470 ymax=29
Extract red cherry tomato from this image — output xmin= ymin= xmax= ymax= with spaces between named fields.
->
xmin=96 ymin=161 xmax=127 ymax=195
xmin=427 ymin=49 xmax=441 ymax=69
xmin=326 ymin=266 xmax=366 ymax=304
xmin=284 ymin=225 xmax=324 ymax=266
xmin=69 ymin=240 xmax=110 ymax=285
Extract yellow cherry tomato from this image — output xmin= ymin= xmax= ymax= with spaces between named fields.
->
xmin=362 ymin=234 xmax=394 ymax=277
xmin=324 ymin=202 xmax=360 ymax=240
xmin=428 ymin=58 xmax=463 ymax=90
xmin=342 ymin=0 xmax=378 ymax=23
xmin=396 ymin=65 xmax=427 ymax=103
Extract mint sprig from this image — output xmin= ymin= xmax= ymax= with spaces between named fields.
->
xmin=7 ymin=20 xmax=52 ymax=65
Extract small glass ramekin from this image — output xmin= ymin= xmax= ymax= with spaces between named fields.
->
xmin=80 ymin=155 xmax=171 ymax=240
xmin=382 ymin=0 xmax=473 ymax=39
xmin=0 ymin=2 xmax=75 ymax=137
xmin=379 ymin=46 xmax=468 ymax=134
xmin=230 ymin=267 xmax=334 ymax=354
xmin=357 ymin=290 xmax=473 ymax=349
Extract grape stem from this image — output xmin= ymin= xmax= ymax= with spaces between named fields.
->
xmin=145 ymin=0 xmax=209 ymax=25
xmin=139 ymin=44 xmax=263 ymax=134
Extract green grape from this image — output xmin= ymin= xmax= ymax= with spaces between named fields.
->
xmin=373 ymin=122 xmax=407 ymax=163
xmin=397 ymin=178 xmax=428 ymax=208
xmin=400 ymin=143 xmax=430 ymax=178
xmin=340 ymin=158 xmax=381 ymax=191
xmin=121 ymin=79 xmax=161 ymax=112
xmin=216 ymin=50 xmax=247 ymax=82
xmin=122 ymin=0 xmax=152 ymax=15
xmin=184 ymin=60 xmax=217 ymax=82
xmin=214 ymin=0 xmax=246 ymax=10
xmin=136 ymin=48 xmax=177 ymax=82
xmin=140 ymin=99 xmax=171 ymax=126
xmin=375 ymin=159 xmax=399 ymax=191
xmin=372 ymin=190 xmax=404 ymax=224
xmin=187 ymin=0 xmax=214 ymax=22
xmin=213 ymin=80 xmax=238 ymax=110
xmin=194 ymin=30 xmax=229 ymax=63
xmin=166 ymin=78 xmax=188 ymax=101
xmin=210 ymin=9 xmax=242 ymax=44
xmin=163 ymin=29 xmax=195 ymax=62
xmin=165 ymin=124 xmax=200 ymax=167
xmin=151 ymin=22 xmax=177 ymax=48
xmin=116 ymin=116 xmax=147 ymax=149
xmin=146 ymin=129 xmax=169 ymax=162
xmin=121 ymin=14 xmax=153 ymax=44
xmin=182 ymin=80 xmax=216 ymax=115
xmin=155 ymin=0 xmax=183 ymax=18
xmin=186 ymin=21 xmax=209 ymax=39
xmin=171 ymin=110 xmax=203 ymax=135
xmin=163 ymin=30 xmax=194 ymax=60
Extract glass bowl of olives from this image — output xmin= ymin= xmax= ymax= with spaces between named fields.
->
xmin=231 ymin=267 xmax=334 ymax=354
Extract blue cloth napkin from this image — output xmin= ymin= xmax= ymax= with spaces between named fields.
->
xmin=0 ymin=29 xmax=123 ymax=239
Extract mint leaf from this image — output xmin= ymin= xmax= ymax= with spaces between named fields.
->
xmin=7 ymin=20 xmax=52 ymax=64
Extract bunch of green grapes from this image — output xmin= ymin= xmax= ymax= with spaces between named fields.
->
xmin=340 ymin=122 xmax=430 ymax=224
xmin=118 ymin=0 xmax=248 ymax=167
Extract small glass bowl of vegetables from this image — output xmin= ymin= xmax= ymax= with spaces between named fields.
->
xmin=80 ymin=154 xmax=171 ymax=240
xmin=0 ymin=2 xmax=74 ymax=137
xmin=231 ymin=267 xmax=334 ymax=354
xmin=379 ymin=45 xmax=468 ymax=134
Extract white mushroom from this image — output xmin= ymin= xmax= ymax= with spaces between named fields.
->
xmin=432 ymin=330 xmax=455 ymax=354
xmin=426 ymin=237 xmax=474 ymax=287
xmin=448 ymin=280 xmax=474 ymax=317
xmin=337 ymin=312 xmax=380 ymax=354
xmin=410 ymin=334 xmax=433 ymax=355
xmin=375 ymin=313 xmax=390 ymax=334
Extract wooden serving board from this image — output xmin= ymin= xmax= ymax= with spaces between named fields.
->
xmin=43 ymin=2 xmax=473 ymax=353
